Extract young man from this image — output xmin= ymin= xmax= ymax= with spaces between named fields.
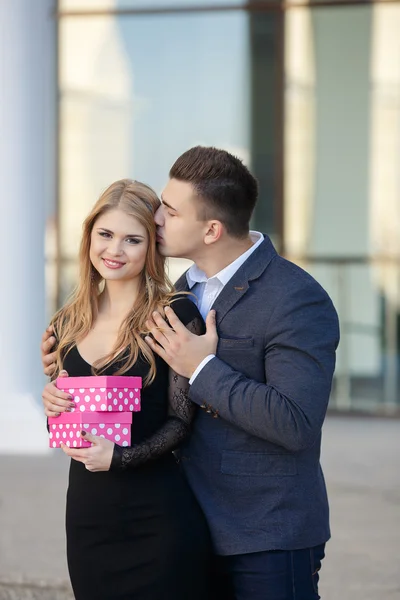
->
xmin=42 ymin=146 xmax=339 ymax=599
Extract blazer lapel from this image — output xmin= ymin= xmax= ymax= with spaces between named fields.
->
xmin=211 ymin=235 xmax=277 ymax=325
xmin=174 ymin=272 xmax=190 ymax=293
xmin=173 ymin=235 xmax=277 ymax=325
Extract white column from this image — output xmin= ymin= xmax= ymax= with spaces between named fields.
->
xmin=0 ymin=0 xmax=56 ymax=453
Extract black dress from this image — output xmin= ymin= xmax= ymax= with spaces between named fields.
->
xmin=63 ymin=298 xmax=211 ymax=600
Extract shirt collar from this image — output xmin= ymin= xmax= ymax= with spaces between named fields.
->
xmin=186 ymin=231 xmax=264 ymax=289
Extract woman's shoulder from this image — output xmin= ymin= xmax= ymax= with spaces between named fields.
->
xmin=169 ymin=294 xmax=203 ymax=327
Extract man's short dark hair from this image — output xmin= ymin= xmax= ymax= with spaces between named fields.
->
xmin=169 ymin=146 xmax=258 ymax=238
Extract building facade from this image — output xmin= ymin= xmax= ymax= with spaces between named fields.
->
xmin=56 ymin=0 xmax=400 ymax=413
xmin=1 ymin=0 xmax=399 ymax=453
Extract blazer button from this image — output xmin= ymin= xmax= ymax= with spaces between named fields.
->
xmin=206 ymin=405 xmax=213 ymax=414
xmin=213 ymin=410 xmax=219 ymax=419
xmin=200 ymin=403 xmax=207 ymax=410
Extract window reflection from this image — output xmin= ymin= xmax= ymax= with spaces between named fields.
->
xmin=57 ymin=2 xmax=400 ymax=410
xmin=59 ymin=11 xmax=250 ymax=266
xmin=59 ymin=0 xmax=245 ymax=13
xmin=284 ymin=4 xmax=400 ymax=410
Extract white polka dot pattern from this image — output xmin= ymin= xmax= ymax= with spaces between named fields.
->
xmin=57 ymin=383 xmax=141 ymax=413
xmin=48 ymin=420 xmax=131 ymax=448
xmin=50 ymin=378 xmax=139 ymax=448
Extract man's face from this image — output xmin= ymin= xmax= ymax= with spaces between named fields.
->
xmin=154 ymin=178 xmax=208 ymax=260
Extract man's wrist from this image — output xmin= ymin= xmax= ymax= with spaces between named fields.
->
xmin=189 ymin=355 xmax=216 ymax=384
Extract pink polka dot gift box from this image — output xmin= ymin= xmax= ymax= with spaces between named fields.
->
xmin=48 ymin=411 xmax=133 ymax=448
xmin=56 ymin=375 xmax=142 ymax=413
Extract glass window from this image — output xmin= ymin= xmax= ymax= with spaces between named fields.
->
xmin=58 ymin=0 xmax=245 ymax=13
xmin=58 ymin=2 xmax=400 ymax=412
xmin=284 ymin=4 xmax=400 ymax=410
xmin=59 ymin=11 xmax=251 ymax=268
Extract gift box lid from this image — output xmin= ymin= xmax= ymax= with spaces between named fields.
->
xmin=56 ymin=375 xmax=142 ymax=390
xmin=49 ymin=411 xmax=133 ymax=425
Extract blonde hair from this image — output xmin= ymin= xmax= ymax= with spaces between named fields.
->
xmin=51 ymin=179 xmax=175 ymax=385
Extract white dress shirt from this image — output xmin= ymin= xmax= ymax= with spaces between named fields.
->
xmin=187 ymin=231 xmax=264 ymax=383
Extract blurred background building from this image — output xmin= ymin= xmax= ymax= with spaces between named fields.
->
xmin=1 ymin=0 xmax=400 ymax=454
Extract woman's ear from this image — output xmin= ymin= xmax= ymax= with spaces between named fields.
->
xmin=204 ymin=221 xmax=223 ymax=246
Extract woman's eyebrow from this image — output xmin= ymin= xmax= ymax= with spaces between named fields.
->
xmin=97 ymin=227 xmax=144 ymax=238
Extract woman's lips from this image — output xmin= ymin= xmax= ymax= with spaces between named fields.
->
xmin=102 ymin=258 xmax=125 ymax=269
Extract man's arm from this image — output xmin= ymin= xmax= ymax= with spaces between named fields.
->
xmin=190 ymin=284 xmax=339 ymax=451
xmin=145 ymin=284 xmax=339 ymax=453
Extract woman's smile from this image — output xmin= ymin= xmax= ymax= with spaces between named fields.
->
xmin=102 ymin=258 xmax=126 ymax=270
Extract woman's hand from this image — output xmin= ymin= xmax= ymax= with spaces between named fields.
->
xmin=42 ymin=371 xmax=75 ymax=417
xmin=61 ymin=431 xmax=114 ymax=472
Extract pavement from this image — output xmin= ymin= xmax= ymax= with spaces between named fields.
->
xmin=0 ymin=415 xmax=399 ymax=600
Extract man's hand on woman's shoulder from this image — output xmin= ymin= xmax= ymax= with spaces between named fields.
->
xmin=41 ymin=325 xmax=57 ymax=377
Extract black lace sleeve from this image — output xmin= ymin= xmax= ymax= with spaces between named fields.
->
xmin=110 ymin=313 xmax=204 ymax=471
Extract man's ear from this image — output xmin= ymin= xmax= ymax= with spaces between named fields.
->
xmin=204 ymin=220 xmax=224 ymax=245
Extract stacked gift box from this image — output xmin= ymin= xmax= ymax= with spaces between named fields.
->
xmin=48 ymin=376 xmax=142 ymax=448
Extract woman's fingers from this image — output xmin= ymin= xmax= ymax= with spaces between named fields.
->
xmin=42 ymin=381 xmax=75 ymax=414
xmin=45 ymin=408 xmax=61 ymax=418
xmin=60 ymin=444 xmax=89 ymax=462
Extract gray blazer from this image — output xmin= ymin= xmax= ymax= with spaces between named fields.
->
xmin=175 ymin=235 xmax=339 ymax=556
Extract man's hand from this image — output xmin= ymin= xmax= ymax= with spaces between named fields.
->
xmin=41 ymin=326 xmax=57 ymax=377
xmin=42 ymin=371 xmax=75 ymax=417
xmin=144 ymin=307 xmax=218 ymax=379
xmin=61 ymin=431 xmax=114 ymax=472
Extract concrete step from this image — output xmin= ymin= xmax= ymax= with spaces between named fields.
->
xmin=0 ymin=580 xmax=73 ymax=600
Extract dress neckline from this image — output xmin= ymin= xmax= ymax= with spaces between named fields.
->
xmin=74 ymin=344 xmax=130 ymax=371
xmin=74 ymin=345 xmax=96 ymax=368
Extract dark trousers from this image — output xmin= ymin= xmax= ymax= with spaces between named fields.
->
xmin=210 ymin=544 xmax=325 ymax=600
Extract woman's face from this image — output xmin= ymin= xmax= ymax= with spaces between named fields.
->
xmin=90 ymin=209 xmax=149 ymax=282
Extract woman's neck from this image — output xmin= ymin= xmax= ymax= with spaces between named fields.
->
xmin=98 ymin=279 xmax=141 ymax=320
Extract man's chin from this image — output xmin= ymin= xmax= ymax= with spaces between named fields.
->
xmin=157 ymin=243 xmax=169 ymax=257
xmin=158 ymin=244 xmax=185 ymax=260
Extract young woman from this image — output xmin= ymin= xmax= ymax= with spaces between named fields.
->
xmin=42 ymin=180 xmax=211 ymax=600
